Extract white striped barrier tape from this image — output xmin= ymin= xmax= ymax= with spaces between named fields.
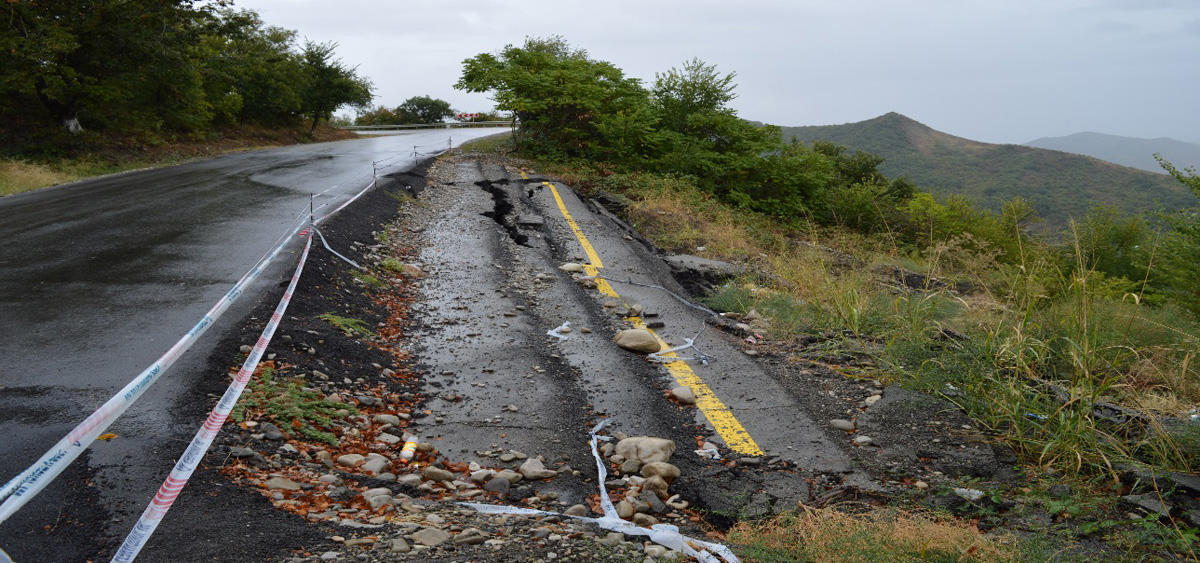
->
xmin=0 ymin=213 xmax=311 ymax=524
xmin=112 ymin=233 xmax=312 ymax=562
xmin=0 ymin=169 xmax=379 ymax=525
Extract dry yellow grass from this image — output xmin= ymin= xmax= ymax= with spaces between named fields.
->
xmin=0 ymin=160 xmax=78 ymax=196
xmin=728 ymin=506 xmax=1021 ymax=562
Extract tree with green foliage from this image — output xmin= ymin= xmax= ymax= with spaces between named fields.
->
xmin=1154 ymin=155 xmax=1200 ymax=313
xmin=397 ymin=95 xmax=453 ymax=124
xmin=652 ymin=58 xmax=737 ymax=134
xmin=299 ymin=41 xmax=373 ymax=134
xmin=456 ymin=36 xmax=648 ymax=157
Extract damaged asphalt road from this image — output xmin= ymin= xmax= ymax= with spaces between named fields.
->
xmin=405 ymin=156 xmax=863 ymax=521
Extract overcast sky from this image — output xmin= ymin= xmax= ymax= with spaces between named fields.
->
xmin=235 ymin=0 xmax=1200 ymax=144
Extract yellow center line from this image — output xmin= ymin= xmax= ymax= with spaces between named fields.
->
xmin=520 ymin=169 xmax=763 ymax=456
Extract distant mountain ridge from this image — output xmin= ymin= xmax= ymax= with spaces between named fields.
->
xmin=1025 ymin=131 xmax=1200 ymax=174
xmin=779 ymin=113 xmax=1196 ymax=229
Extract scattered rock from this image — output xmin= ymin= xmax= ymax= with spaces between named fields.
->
xmin=470 ymin=469 xmax=494 ymax=483
xmin=1122 ymin=494 xmax=1171 ymax=517
xmin=483 ymin=478 xmax=510 ymax=495
xmin=643 ymin=475 xmax=669 ymax=498
xmin=495 ymin=469 xmax=523 ymax=484
xmin=265 ymin=477 xmax=300 ymax=491
xmin=853 ymin=435 xmax=874 ymax=446
xmin=914 ymin=481 xmax=929 ymax=490
xmin=829 ymin=419 xmax=855 ymax=432
xmin=631 ymin=513 xmax=658 ymax=527
xmin=453 ymin=527 xmax=487 ymax=545
xmin=613 ymin=329 xmax=662 ymax=354
xmin=389 ymin=538 xmax=410 ymax=553
xmin=558 ymin=263 xmax=586 ymax=273
xmin=362 ymin=453 xmax=389 ymax=475
xmin=954 ymin=488 xmax=985 ymax=502
xmin=639 ymin=490 xmax=668 ymax=514
xmin=519 ymin=458 xmax=558 ymax=480
xmin=863 ymin=394 xmax=882 ymax=407
xmin=644 ymin=545 xmax=667 ymax=557
xmin=423 ymin=466 xmax=455 ymax=482
xmin=373 ymin=414 xmax=401 ymax=426
xmin=398 ymin=264 xmax=426 ymax=278
xmin=669 ymin=386 xmax=696 ymax=405
xmin=619 ymin=459 xmax=642 ymax=475
xmin=396 ymin=474 xmax=422 ymax=487
xmin=258 ymin=422 xmax=285 ymax=441
xmin=1047 ymin=484 xmax=1072 ymax=498
xmin=336 ymin=454 xmax=364 ymax=467
xmin=616 ymin=500 xmax=635 ymax=519
xmin=615 ymin=436 xmax=676 ymax=464
xmin=564 ymin=504 xmax=589 ymax=517
xmin=640 ymin=462 xmax=681 ymax=483
xmin=412 ymin=527 xmax=451 ymax=547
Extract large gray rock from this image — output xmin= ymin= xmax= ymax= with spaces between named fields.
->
xmin=613 ymin=329 xmax=661 ymax=354
xmin=615 ymin=436 xmax=675 ymax=464
xmin=362 ymin=453 xmax=390 ymax=475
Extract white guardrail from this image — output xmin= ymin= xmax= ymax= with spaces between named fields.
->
xmin=0 ymin=140 xmax=454 ymax=561
xmin=340 ymin=120 xmax=511 ymax=130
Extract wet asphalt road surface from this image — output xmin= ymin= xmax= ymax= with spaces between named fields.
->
xmin=0 ymin=128 xmax=506 ymax=560
xmin=407 ymin=159 xmax=854 ymax=518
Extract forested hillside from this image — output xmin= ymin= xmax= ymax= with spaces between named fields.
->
xmin=780 ymin=113 xmax=1195 ymax=229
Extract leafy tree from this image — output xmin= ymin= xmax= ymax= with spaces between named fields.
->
xmin=299 ymin=41 xmax=373 ymax=134
xmin=456 ymin=36 xmax=648 ymax=157
xmin=397 ymin=95 xmax=453 ymax=124
xmin=1153 ymin=155 xmax=1200 ymax=313
xmin=652 ymin=58 xmax=737 ymax=134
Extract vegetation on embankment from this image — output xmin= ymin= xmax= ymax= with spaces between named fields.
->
xmin=457 ymin=36 xmax=1200 ymax=558
xmin=1 ymin=1 xmax=373 ymax=195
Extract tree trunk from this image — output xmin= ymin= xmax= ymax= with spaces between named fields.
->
xmin=309 ymin=115 xmax=320 ymax=135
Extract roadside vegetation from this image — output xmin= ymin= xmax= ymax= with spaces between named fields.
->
xmin=458 ymin=36 xmax=1200 ymax=558
xmin=1 ymin=1 xmax=372 ymax=195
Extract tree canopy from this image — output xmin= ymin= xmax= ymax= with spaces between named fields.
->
xmin=1 ymin=2 xmax=372 ymax=144
xmin=355 ymin=96 xmax=454 ymax=125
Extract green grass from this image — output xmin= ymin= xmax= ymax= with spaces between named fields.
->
xmin=318 ymin=312 xmax=375 ymax=339
xmin=232 ymin=366 xmax=353 ymax=445
xmin=0 ymin=157 xmax=161 ymax=196
xmin=459 ymin=131 xmax=514 ymax=153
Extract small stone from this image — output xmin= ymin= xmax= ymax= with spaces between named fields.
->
xmin=389 ymin=538 xmax=410 ymax=553
xmin=580 ymin=327 xmax=592 ymax=334
xmin=412 ymin=527 xmax=451 ymax=547
xmin=1047 ymin=484 xmax=1072 ymax=498
xmin=598 ymin=532 xmax=624 ymax=546
xmin=914 ymin=481 xmax=929 ymax=490
xmin=643 ymin=475 xmax=669 ymax=498
xmin=640 ymin=462 xmax=681 ymax=483
xmin=368 ymin=495 xmax=395 ymax=510
xmin=620 ymin=459 xmax=642 ymax=475
xmin=362 ymin=453 xmax=389 ymax=474
xmin=564 ymin=504 xmax=589 ymax=517
xmin=265 ymin=477 xmax=300 ymax=491
xmin=644 ymin=545 xmax=667 ymax=557
xmin=863 ymin=394 xmax=882 ymax=406
xmin=954 ymin=488 xmax=985 ymax=502
xmin=614 ymin=437 xmax=676 ymax=464
xmin=484 ymin=478 xmax=510 ymax=495
xmin=669 ymin=386 xmax=696 ymax=405
xmin=613 ymin=329 xmax=662 ymax=354
xmin=318 ymin=474 xmax=340 ymax=484
xmin=470 ymin=469 xmax=494 ymax=483
xmin=336 ymin=454 xmax=365 ymax=467
xmin=559 ymin=262 xmax=586 ymax=272
xmin=639 ymin=490 xmax=669 ymax=514
xmin=829 ymin=419 xmax=855 ymax=432
xmin=632 ymin=513 xmax=658 ymax=527
xmin=454 ymin=528 xmax=487 ymax=545
xmin=499 ymin=453 xmax=517 ymax=462
xmin=398 ymin=264 xmax=426 ymax=278
xmin=519 ymin=458 xmax=558 ymax=480
xmin=617 ymin=500 xmax=635 ymax=519
xmin=495 ymin=469 xmax=523 ymax=484
xmin=319 ymin=551 xmax=339 ymax=560
xmin=377 ymin=433 xmax=401 ymax=445
xmin=373 ymin=414 xmax=401 ymax=426
xmin=853 ymin=435 xmax=873 ymax=446
xmin=361 ymin=487 xmax=392 ymax=499
xmin=423 ymin=466 xmax=455 ymax=481
xmin=396 ymin=474 xmax=422 ymax=487
xmin=239 ymin=344 xmax=252 ymax=353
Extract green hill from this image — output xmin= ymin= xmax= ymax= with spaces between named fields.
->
xmin=779 ymin=113 xmax=1196 ymax=229
xmin=1025 ymin=131 xmax=1200 ymax=174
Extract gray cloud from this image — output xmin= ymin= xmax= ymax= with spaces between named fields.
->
xmin=235 ymin=0 xmax=1200 ymax=144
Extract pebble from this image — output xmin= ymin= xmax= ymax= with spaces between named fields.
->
xmin=853 ymin=435 xmax=874 ymax=446
xmin=669 ymin=386 xmax=696 ymax=405
xmin=620 ymin=459 xmax=642 ymax=475
xmin=412 ymin=527 xmax=451 ymax=547
xmin=914 ymin=481 xmax=929 ymax=490
xmin=519 ymin=458 xmax=558 ymax=480
xmin=632 ymin=513 xmax=658 ymax=527
xmin=483 ymin=478 xmax=510 ymax=494
xmin=239 ymin=344 xmax=252 ymax=353
xmin=362 ymin=453 xmax=390 ymax=474
xmin=454 ymin=527 xmax=487 ymax=545
xmin=396 ymin=474 xmax=422 ymax=487
xmin=617 ymin=500 xmax=635 ymax=519
xmin=373 ymin=414 xmax=401 ymax=426
xmin=319 ymin=551 xmax=339 ymax=560
xmin=336 ymin=454 xmax=364 ymax=467
xmin=389 ymin=538 xmax=410 ymax=553
xmin=423 ymin=466 xmax=455 ymax=481
xmin=613 ymin=329 xmax=662 ymax=354
xmin=265 ymin=477 xmax=301 ymax=490
xmin=829 ymin=419 xmax=856 ymax=432
xmin=863 ymin=394 xmax=882 ymax=406
xmin=645 ymin=545 xmax=667 ymax=557
xmin=640 ymin=462 xmax=680 ymax=483
xmin=564 ymin=504 xmax=589 ymax=517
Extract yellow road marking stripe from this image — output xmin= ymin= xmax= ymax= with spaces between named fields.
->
xmin=521 ymin=169 xmax=764 ymax=455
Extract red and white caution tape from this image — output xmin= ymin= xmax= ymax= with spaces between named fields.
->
xmin=0 ymin=214 xmax=310 ymax=524
xmin=112 ymin=234 xmax=312 ymax=562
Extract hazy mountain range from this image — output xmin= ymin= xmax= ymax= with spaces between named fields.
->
xmin=1024 ymin=132 xmax=1200 ymax=174
xmin=778 ymin=113 xmax=1196 ymax=230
